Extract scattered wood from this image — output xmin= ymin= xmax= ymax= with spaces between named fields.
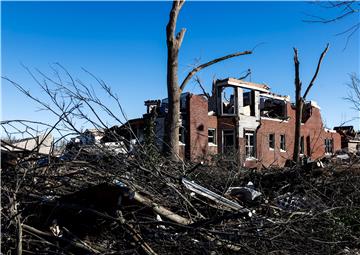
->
xmin=1 ymin=98 xmax=359 ymax=254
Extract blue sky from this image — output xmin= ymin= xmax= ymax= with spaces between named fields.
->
xmin=2 ymin=1 xmax=359 ymax=131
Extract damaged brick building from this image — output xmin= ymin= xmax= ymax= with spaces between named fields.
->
xmin=124 ymin=78 xmax=341 ymax=168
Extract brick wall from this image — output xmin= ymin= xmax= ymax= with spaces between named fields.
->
xmin=187 ymin=94 xmax=209 ymax=161
xmin=257 ymin=103 xmax=341 ymax=167
xmin=138 ymin=93 xmax=341 ymax=167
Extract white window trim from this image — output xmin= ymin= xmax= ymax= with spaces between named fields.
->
xmin=208 ymin=128 xmax=217 ymax=146
xmin=245 ymin=156 xmax=257 ymax=161
xmin=245 ymin=131 xmax=256 ymax=159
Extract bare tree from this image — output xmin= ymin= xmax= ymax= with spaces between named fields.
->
xmin=345 ymin=73 xmax=360 ymax=112
xmin=304 ymin=1 xmax=360 ymax=48
xmin=1 ymin=64 xmax=143 ymax=153
xmin=165 ymin=0 xmax=252 ymax=160
xmin=292 ymin=44 xmax=329 ymax=165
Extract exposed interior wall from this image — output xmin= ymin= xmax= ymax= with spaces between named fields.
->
xmin=207 ymin=116 xmax=218 ymax=156
xmin=131 ymin=79 xmax=342 ymax=167
xmin=215 ymin=84 xmax=261 ymax=165
xmin=237 ymin=87 xmax=260 ymax=139
xmin=348 ymin=141 xmax=360 ymax=153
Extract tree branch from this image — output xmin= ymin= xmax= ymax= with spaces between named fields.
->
xmin=194 ymin=76 xmax=210 ymax=98
xmin=239 ymin=69 xmax=251 ymax=80
xmin=176 ymin=28 xmax=186 ymax=48
xmin=179 ymin=50 xmax=252 ymax=91
xmin=166 ymin=0 xmax=185 ymax=46
xmin=303 ymin=43 xmax=329 ymax=99
xmin=303 ymin=9 xmax=357 ymax=24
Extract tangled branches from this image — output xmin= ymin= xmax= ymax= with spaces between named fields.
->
xmin=2 ymin=66 xmax=360 ymax=254
xmin=2 ymin=139 xmax=360 ymax=254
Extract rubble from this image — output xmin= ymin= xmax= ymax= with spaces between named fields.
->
xmin=1 ymin=135 xmax=360 ymax=254
xmin=225 ymin=182 xmax=262 ymax=204
xmin=182 ymin=178 xmax=246 ymax=211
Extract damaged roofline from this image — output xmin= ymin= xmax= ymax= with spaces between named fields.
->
xmin=216 ymin=78 xmax=270 ymax=93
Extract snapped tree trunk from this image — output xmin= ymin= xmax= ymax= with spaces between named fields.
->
xmin=293 ymin=98 xmax=303 ymax=165
xmin=293 ymin=48 xmax=302 ymax=165
xmin=292 ymin=45 xmax=329 ymax=166
xmin=165 ymin=0 xmax=185 ymax=160
xmin=164 ymin=0 xmax=252 ymax=161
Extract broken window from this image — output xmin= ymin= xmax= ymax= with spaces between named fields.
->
xmin=280 ymin=134 xmax=286 ymax=151
xmin=223 ymin=129 xmax=235 ymax=155
xmin=260 ymin=96 xmax=287 ymax=119
xmin=302 ymin=103 xmax=313 ymax=123
xmin=300 ymin=136 xmax=304 ymax=154
xmin=221 ymin=87 xmax=236 ymax=115
xmin=243 ymin=89 xmax=255 ymax=116
xmin=269 ymin=134 xmax=275 ymax=150
xmin=325 ymin=138 xmax=333 ymax=153
xmin=208 ymin=128 xmax=217 ymax=145
xmin=245 ymin=131 xmax=255 ymax=158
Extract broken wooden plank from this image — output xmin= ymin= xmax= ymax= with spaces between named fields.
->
xmin=133 ymin=192 xmax=193 ymax=225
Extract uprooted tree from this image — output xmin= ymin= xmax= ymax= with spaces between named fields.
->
xmin=165 ymin=0 xmax=252 ymax=160
xmin=292 ymin=44 xmax=329 ymax=165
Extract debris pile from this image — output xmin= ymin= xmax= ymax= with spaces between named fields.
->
xmin=1 ymin=142 xmax=360 ymax=254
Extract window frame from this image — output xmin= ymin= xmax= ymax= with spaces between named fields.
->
xmin=222 ymin=129 xmax=236 ymax=156
xmin=325 ymin=138 xmax=334 ymax=154
xmin=220 ymin=86 xmax=237 ymax=116
xmin=208 ymin=128 xmax=217 ymax=146
xmin=280 ymin=134 xmax=286 ymax=151
xmin=245 ymin=130 xmax=256 ymax=159
xmin=268 ymin=133 xmax=275 ymax=150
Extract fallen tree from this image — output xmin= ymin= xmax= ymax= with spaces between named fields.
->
xmin=2 ymin=133 xmax=360 ymax=254
xmin=2 ymin=66 xmax=360 ymax=254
